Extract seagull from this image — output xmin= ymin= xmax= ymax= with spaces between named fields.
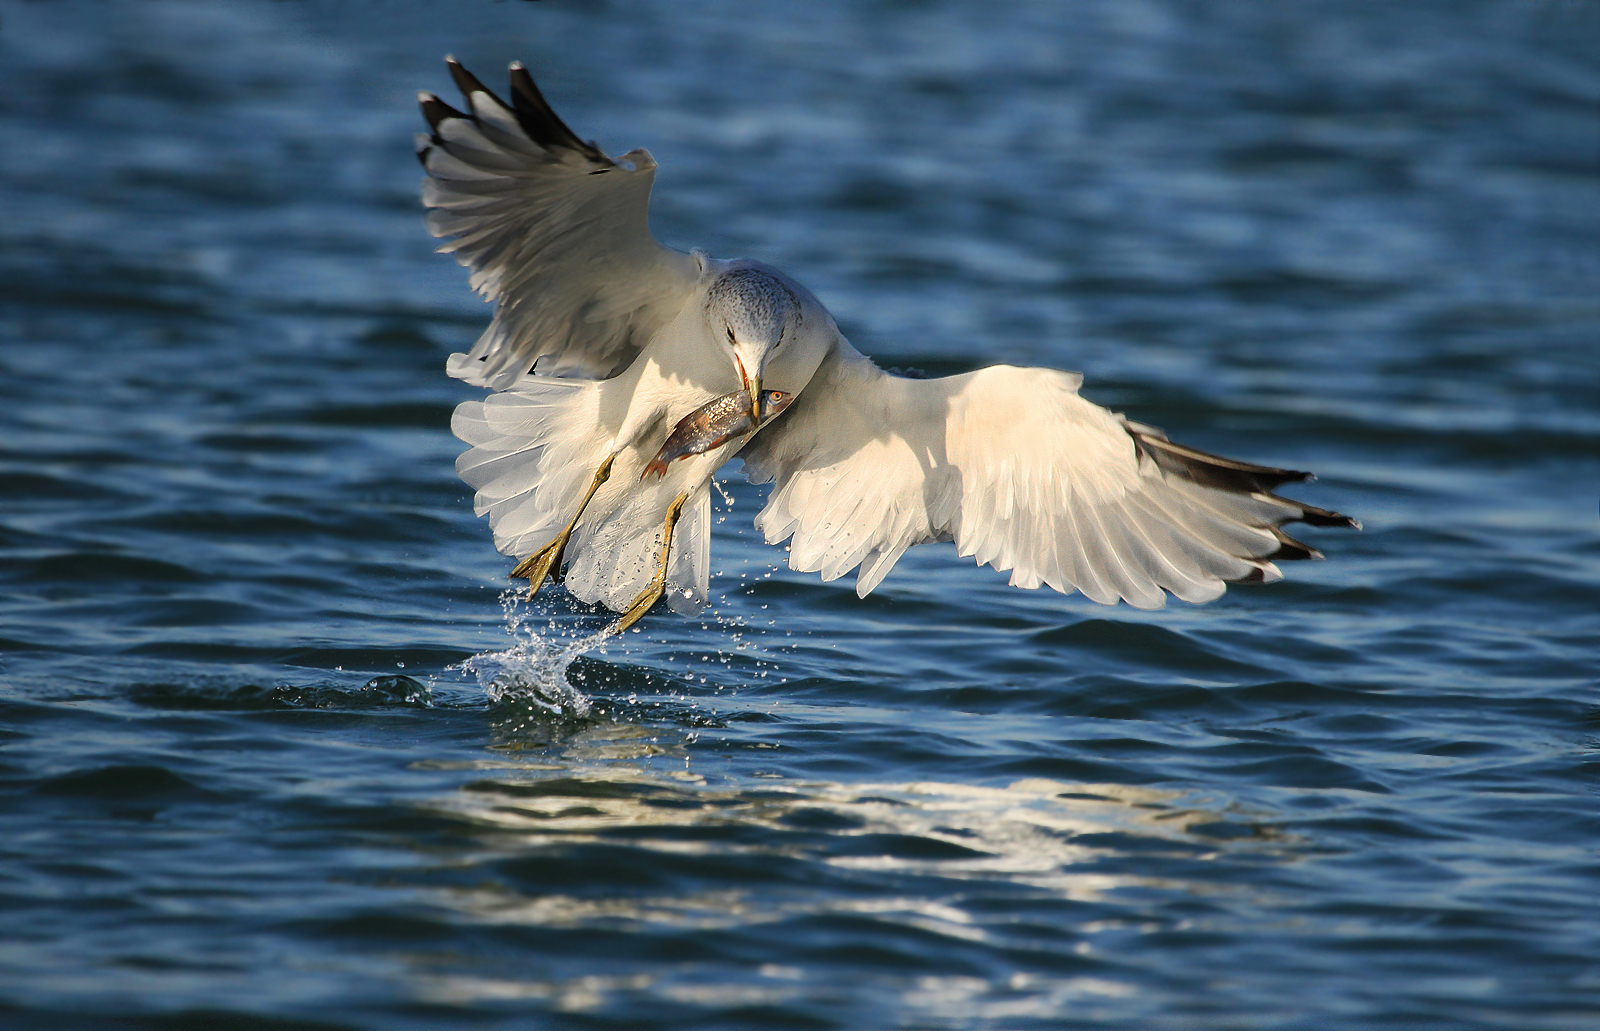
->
xmin=417 ymin=58 xmax=1356 ymax=631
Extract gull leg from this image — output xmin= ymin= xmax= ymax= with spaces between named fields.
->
xmin=510 ymin=453 xmax=615 ymax=597
xmin=615 ymin=490 xmax=691 ymax=632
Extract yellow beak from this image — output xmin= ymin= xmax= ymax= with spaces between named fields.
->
xmin=746 ymin=373 xmax=763 ymax=422
xmin=735 ymin=353 xmax=762 ymax=422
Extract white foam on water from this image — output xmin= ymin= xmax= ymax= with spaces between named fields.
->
xmin=453 ymin=591 xmax=621 ymax=719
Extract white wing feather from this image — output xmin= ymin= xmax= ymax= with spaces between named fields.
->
xmin=452 ymin=377 xmax=714 ymax=614
xmin=419 ymin=59 xmax=700 ymax=388
xmin=741 ymin=343 xmax=1353 ymax=609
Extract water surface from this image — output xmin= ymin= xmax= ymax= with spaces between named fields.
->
xmin=1 ymin=1 xmax=1598 ymax=1028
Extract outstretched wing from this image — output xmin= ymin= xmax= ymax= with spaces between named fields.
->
xmin=741 ymin=344 xmax=1357 ymax=609
xmin=418 ymin=58 xmax=701 ymax=388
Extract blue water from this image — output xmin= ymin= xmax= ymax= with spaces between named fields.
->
xmin=2 ymin=1 xmax=1598 ymax=1028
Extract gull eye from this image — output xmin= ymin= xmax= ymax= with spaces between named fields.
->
xmin=725 ymin=325 xmax=736 ymax=344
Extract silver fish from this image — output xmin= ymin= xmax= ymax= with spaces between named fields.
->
xmin=642 ymin=388 xmax=795 ymax=480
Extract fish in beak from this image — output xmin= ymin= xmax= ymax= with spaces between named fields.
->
xmin=641 ymin=388 xmax=795 ymax=480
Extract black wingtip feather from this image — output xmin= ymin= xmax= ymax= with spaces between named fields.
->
xmin=446 ymin=56 xmax=495 ymax=103
xmin=433 ymin=56 xmax=614 ymax=166
xmin=1297 ymin=505 xmax=1360 ymax=529
xmin=1127 ymin=424 xmax=1359 ymax=534
xmin=506 ymin=62 xmax=613 ymax=165
xmin=419 ymin=93 xmax=467 ymax=130
xmin=1131 ymin=429 xmax=1310 ymax=494
xmin=1268 ymin=527 xmax=1323 ymax=561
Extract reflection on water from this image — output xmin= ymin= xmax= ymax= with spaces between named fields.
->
xmin=431 ymin=771 xmax=1262 ymax=895
xmin=402 ymin=767 xmax=1277 ymax=1018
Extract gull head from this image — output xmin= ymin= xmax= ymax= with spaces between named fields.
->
xmin=706 ymin=263 xmax=824 ymax=418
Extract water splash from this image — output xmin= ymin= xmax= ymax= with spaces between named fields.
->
xmin=454 ymin=591 xmax=618 ymax=720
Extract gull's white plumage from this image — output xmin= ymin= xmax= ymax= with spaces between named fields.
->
xmin=444 ymin=259 xmax=830 ymax=611
xmin=419 ymin=61 xmax=700 ymax=388
xmin=738 ymin=350 xmax=1348 ymax=609
xmin=419 ymin=59 xmax=1355 ymax=621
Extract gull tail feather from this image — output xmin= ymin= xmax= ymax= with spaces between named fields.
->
xmin=561 ymin=483 xmax=713 ymax=615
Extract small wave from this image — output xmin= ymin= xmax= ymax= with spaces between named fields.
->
xmin=33 ymin=763 xmax=216 ymax=801
xmin=14 ymin=552 xmax=203 ymax=585
xmin=128 ymin=675 xmax=434 ymax=711
xmin=0 ymin=470 xmax=123 ymax=502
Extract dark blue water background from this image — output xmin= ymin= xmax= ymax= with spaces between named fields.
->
xmin=2 ymin=1 xmax=1597 ymax=1028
